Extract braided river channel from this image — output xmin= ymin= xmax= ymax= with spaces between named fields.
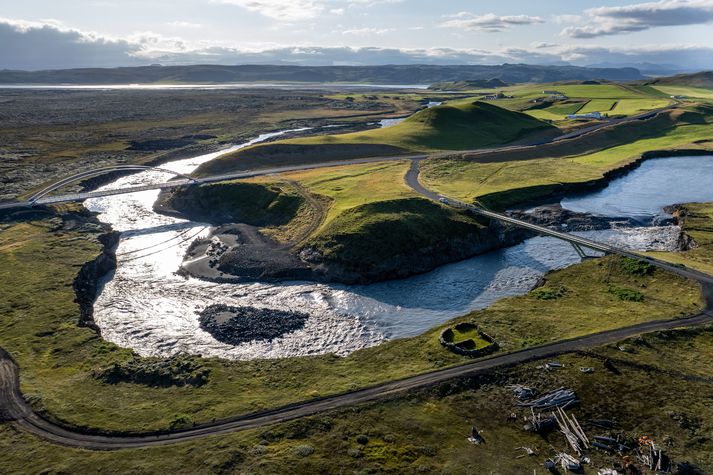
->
xmin=84 ymin=139 xmax=713 ymax=360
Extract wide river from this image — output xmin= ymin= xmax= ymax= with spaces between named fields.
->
xmin=84 ymin=144 xmax=713 ymax=360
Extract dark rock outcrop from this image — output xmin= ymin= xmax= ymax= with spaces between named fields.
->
xmin=95 ymin=355 xmax=210 ymax=387
xmin=198 ymin=305 xmax=309 ymax=345
xmin=73 ymin=230 xmax=120 ymax=333
xmin=508 ymin=204 xmax=639 ymax=231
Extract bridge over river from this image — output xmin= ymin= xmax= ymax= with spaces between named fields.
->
xmin=3 ymin=156 xmax=713 ymax=287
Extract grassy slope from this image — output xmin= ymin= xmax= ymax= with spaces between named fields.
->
xmin=650 ymin=202 xmax=713 ymax=275
xmin=158 ymin=181 xmax=304 ymax=226
xmin=644 ymin=71 xmax=713 ymax=89
xmin=578 ymin=99 xmax=617 ymax=113
xmin=0 ymin=212 xmax=701 ymax=433
xmin=299 ymin=198 xmax=486 ymax=268
xmin=653 ymin=85 xmax=713 ymax=101
xmin=282 ymin=101 xmax=556 ymax=151
xmin=279 ymin=160 xmax=418 ymax=227
xmin=194 ymin=101 xmax=556 ymax=179
xmin=5 ymin=326 xmax=713 ymax=474
xmin=490 ymin=83 xmax=671 ymax=123
xmin=420 ymin=105 xmax=713 ymax=208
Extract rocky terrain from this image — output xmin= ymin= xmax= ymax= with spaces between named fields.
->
xmin=508 ymin=203 xmax=641 ymax=231
xmin=198 ymin=305 xmax=310 ymax=345
xmin=0 ymin=88 xmax=412 ymax=200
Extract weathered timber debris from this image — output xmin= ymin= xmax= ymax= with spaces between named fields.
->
xmin=519 ymin=387 xmax=578 ymax=410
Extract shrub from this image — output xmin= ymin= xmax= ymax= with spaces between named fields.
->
xmin=356 ymin=434 xmax=369 ymax=445
xmin=621 ymin=257 xmax=655 ymax=276
xmin=530 ymin=286 xmax=567 ymax=300
xmin=169 ymin=413 xmax=193 ymax=430
xmin=348 ymin=448 xmax=363 ymax=458
xmin=95 ymin=355 xmax=210 ymax=387
xmin=608 ymin=284 xmax=645 ymax=302
xmin=294 ymin=445 xmax=315 ymax=457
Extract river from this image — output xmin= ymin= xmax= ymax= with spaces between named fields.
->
xmin=84 ymin=145 xmax=713 ymax=360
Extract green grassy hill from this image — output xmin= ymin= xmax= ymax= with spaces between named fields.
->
xmin=195 ymin=101 xmax=556 ymax=176
xmin=155 ymin=181 xmax=304 ymax=226
xmin=297 ymin=198 xmax=499 ymax=281
xmin=428 ymin=79 xmax=508 ymax=90
xmin=287 ymin=101 xmax=556 ymax=151
xmin=640 ymin=72 xmax=713 ymax=103
xmin=642 ymin=71 xmax=713 ymax=88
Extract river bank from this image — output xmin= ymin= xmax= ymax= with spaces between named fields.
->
xmin=156 ymin=193 xmax=533 ymax=285
xmin=478 ymin=148 xmax=713 ymax=211
xmin=78 ymin=142 xmax=710 ymax=360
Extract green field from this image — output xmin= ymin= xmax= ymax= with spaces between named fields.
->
xmin=420 ymin=105 xmax=713 ymax=208
xmin=4 ymin=323 xmax=713 ymax=474
xmin=577 ymin=99 xmax=617 ymax=114
xmin=484 ymin=83 xmax=674 ymax=123
xmin=650 ymin=202 xmax=713 ymax=275
xmin=653 ymin=85 xmax=713 ymax=101
xmin=611 ymin=98 xmax=672 ymax=115
xmin=279 ymin=160 xmax=417 ymax=227
xmin=0 ymin=207 xmax=702 ymax=434
xmin=524 ymin=101 xmax=585 ymax=121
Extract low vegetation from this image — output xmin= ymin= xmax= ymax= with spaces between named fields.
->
xmin=651 ymin=202 xmax=713 ymax=275
xmin=3 ymin=76 xmax=713 ymax=472
xmin=0 ymin=209 xmax=701 ymax=434
xmin=95 ymin=355 xmax=210 ymax=388
xmin=281 ymin=160 xmax=417 ymax=227
xmin=283 ymin=101 xmax=556 ymax=151
xmin=297 ymin=198 xmax=491 ymax=281
xmin=420 ymin=104 xmax=713 ymax=209
xmin=0 ymin=88 xmax=425 ymax=201
xmin=157 ymin=181 xmax=304 ymax=226
xmin=193 ymin=101 xmax=557 ymax=177
xmin=621 ymin=257 xmax=656 ymax=276
xmin=4 ymin=325 xmax=713 ymax=473
xmin=608 ymin=284 xmax=645 ymax=302
xmin=530 ymin=285 xmax=567 ymax=300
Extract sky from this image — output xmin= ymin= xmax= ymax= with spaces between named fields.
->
xmin=2 ymin=0 xmax=713 ymax=71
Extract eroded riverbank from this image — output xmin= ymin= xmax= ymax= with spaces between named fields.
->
xmin=80 ymin=131 xmax=713 ymax=360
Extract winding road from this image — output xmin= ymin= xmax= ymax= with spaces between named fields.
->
xmin=0 ymin=104 xmax=674 ymax=211
xmin=2 ymin=309 xmax=711 ymax=449
xmin=404 ymin=159 xmax=713 ymax=286
xmin=2 ymin=100 xmax=709 ymax=450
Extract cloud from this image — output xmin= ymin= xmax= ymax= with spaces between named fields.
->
xmin=146 ymin=43 xmax=713 ymax=72
xmin=532 ymin=41 xmax=558 ymax=49
xmin=2 ymin=17 xmax=712 ymax=72
xmin=212 ymin=0 xmax=401 ymax=21
xmin=0 ymin=18 xmax=140 ymax=70
xmin=167 ymin=21 xmax=203 ymax=29
xmin=439 ymin=12 xmax=544 ymax=32
xmin=562 ymin=0 xmax=713 ymax=38
xmin=342 ymin=27 xmax=395 ymax=35
xmin=213 ymin=0 xmax=324 ymax=21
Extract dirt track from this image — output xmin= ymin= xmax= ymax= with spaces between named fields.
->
xmin=1 ymin=309 xmax=712 ymax=450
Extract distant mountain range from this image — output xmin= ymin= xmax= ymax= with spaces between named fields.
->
xmin=0 ymin=63 xmax=645 ymax=85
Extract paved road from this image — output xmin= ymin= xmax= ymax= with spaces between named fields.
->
xmin=0 ymin=155 xmax=428 ymax=211
xmin=0 ymin=105 xmax=673 ymax=211
xmin=3 ymin=101 xmax=705 ymax=449
xmin=404 ymin=159 xmax=713 ymax=286
xmin=2 ymin=311 xmax=711 ymax=450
